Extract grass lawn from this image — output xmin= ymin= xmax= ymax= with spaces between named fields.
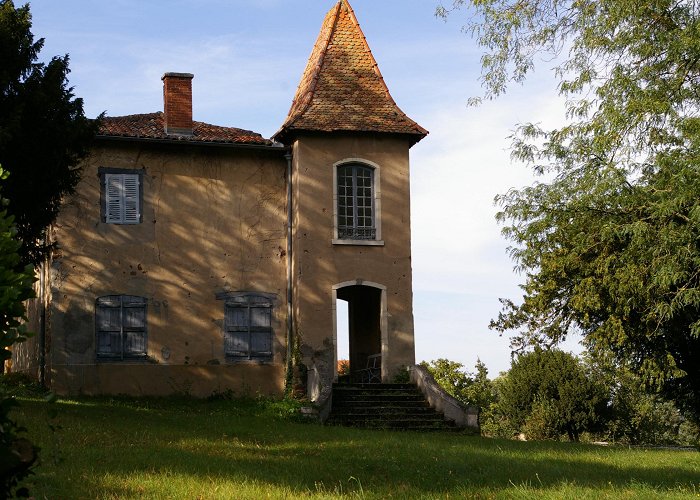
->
xmin=9 ymin=395 xmax=700 ymax=499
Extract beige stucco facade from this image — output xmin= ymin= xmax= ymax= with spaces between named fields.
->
xmin=291 ymin=134 xmax=416 ymax=387
xmin=12 ymin=130 xmax=420 ymax=397
xmin=40 ymin=140 xmax=288 ymax=396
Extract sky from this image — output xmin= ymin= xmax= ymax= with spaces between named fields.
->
xmin=26 ymin=0 xmax=580 ymax=375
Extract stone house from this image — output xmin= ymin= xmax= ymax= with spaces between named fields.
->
xmin=12 ymin=0 xmax=427 ymax=397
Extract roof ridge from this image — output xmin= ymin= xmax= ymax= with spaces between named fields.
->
xmin=99 ymin=111 xmax=272 ymax=145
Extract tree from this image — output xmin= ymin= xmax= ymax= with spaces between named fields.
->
xmin=499 ymin=349 xmax=607 ymax=441
xmin=420 ymin=358 xmax=498 ymax=409
xmin=0 ymin=0 xmax=98 ymax=264
xmin=583 ymin=352 xmax=700 ymax=446
xmin=462 ymin=359 xmax=498 ymax=411
xmin=0 ymin=167 xmax=38 ymax=497
xmin=420 ymin=359 xmax=473 ymax=405
xmin=438 ymin=0 xmax=700 ymax=419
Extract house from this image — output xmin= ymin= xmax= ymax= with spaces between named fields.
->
xmin=11 ymin=0 xmax=427 ymax=398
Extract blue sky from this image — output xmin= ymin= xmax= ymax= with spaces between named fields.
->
xmin=27 ymin=0 xmax=580 ymax=375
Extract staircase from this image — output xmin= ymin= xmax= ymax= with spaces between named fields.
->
xmin=327 ymin=383 xmax=458 ymax=431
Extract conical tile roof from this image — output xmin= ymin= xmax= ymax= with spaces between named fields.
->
xmin=274 ymin=0 xmax=427 ymax=145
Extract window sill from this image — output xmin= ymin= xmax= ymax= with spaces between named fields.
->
xmin=332 ymin=239 xmax=385 ymax=246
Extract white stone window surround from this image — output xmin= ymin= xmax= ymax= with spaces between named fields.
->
xmin=332 ymin=158 xmax=384 ymax=246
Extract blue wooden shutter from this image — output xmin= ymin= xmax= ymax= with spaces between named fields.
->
xmin=122 ymin=297 xmax=147 ymax=355
xmin=250 ymin=306 xmax=271 ymax=357
xmin=96 ymin=296 xmax=123 ymax=358
xmin=225 ymin=305 xmax=249 ymax=358
xmin=104 ymin=173 xmax=140 ymax=224
xmin=105 ymin=174 xmax=124 ymax=223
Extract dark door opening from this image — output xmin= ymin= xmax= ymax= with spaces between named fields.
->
xmin=336 ymin=285 xmax=382 ymax=383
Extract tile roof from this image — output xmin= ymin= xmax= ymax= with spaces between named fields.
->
xmin=274 ymin=0 xmax=428 ymax=145
xmin=98 ymin=112 xmax=273 ymax=146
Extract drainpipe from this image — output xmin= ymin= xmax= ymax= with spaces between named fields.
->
xmin=284 ymin=151 xmax=293 ymax=380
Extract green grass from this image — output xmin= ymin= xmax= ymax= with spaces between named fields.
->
xmin=10 ymin=395 xmax=700 ymax=499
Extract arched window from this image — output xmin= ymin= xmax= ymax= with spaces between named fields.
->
xmin=336 ymin=163 xmax=376 ymax=240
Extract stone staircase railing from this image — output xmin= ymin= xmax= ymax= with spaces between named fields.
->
xmin=410 ymin=364 xmax=480 ymax=432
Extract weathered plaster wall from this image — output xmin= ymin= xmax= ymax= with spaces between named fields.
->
xmin=46 ymin=141 xmax=288 ymax=397
xmin=8 ymin=286 xmax=41 ymax=376
xmin=291 ymin=134 xmax=416 ymax=385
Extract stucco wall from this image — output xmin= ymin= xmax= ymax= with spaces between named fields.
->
xmin=291 ymin=134 xmax=416 ymax=386
xmin=45 ymin=140 xmax=288 ymax=396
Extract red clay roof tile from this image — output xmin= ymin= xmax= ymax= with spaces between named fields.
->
xmin=98 ymin=112 xmax=272 ymax=146
xmin=274 ymin=0 xmax=428 ymax=145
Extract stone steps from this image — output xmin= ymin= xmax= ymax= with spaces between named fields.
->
xmin=327 ymin=383 xmax=458 ymax=431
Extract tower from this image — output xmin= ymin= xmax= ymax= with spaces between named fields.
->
xmin=274 ymin=0 xmax=427 ymax=389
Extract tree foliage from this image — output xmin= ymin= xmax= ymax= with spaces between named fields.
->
xmin=439 ymin=0 xmax=700 ymax=417
xmin=420 ymin=359 xmax=473 ymax=405
xmin=583 ymin=352 xmax=700 ymax=446
xmin=421 ymin=358 xmax=498 ymax=409
xmin=499 ymin=349 xmax=607 ymax=441
xmin=0 ymin=167 xmax=38 ymax=498
xmin=0 ymin=0 xmax=98 ymax=264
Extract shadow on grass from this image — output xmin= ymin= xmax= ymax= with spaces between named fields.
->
xmin=14 ymin=397 xmax=700 ymax=498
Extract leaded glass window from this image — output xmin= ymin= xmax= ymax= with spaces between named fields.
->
xmin=337 ymin=164 xmax=376 ymax=240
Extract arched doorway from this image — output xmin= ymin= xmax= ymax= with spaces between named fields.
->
xmin=332 ymin=280 xmax=388 ymax=383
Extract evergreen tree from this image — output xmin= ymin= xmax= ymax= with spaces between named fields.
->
xmin=499 ymin=349 xmax=607 ymax=441
xmin=0 ymin=0 xmax=98 ymax=263
xmin=0 ymin=167 xmax=37 ymax=497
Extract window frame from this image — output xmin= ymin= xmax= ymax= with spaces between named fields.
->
xmin=95 ymin=295 xmax=148 ymax=361
xmin=98 ymin=167 xmax=144 ymax=224
xmin=217 ymin=292 xmax=276 ymax=362
xmin=332 ymin=159 xmax=383 ymax=246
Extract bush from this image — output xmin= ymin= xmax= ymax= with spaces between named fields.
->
xmin=499 ymin=349 xmax=608 ymax=441
xmin=0 ymin=167 xmax=38 ymax=497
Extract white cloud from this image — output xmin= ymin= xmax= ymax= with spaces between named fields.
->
xmin=408 ymin=72 xmax=572 ymax=371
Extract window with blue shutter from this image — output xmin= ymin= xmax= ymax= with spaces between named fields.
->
xmin=99 ymin=168 xmax=144 ymax=224
xmin=96 ymin=295 xmax=147 ymax=360
xmin=221 ymin=293 xmax=274 ymax=361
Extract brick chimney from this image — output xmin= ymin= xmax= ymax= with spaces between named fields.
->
xmin=162 ymin=72 xmax=194 ymax=136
